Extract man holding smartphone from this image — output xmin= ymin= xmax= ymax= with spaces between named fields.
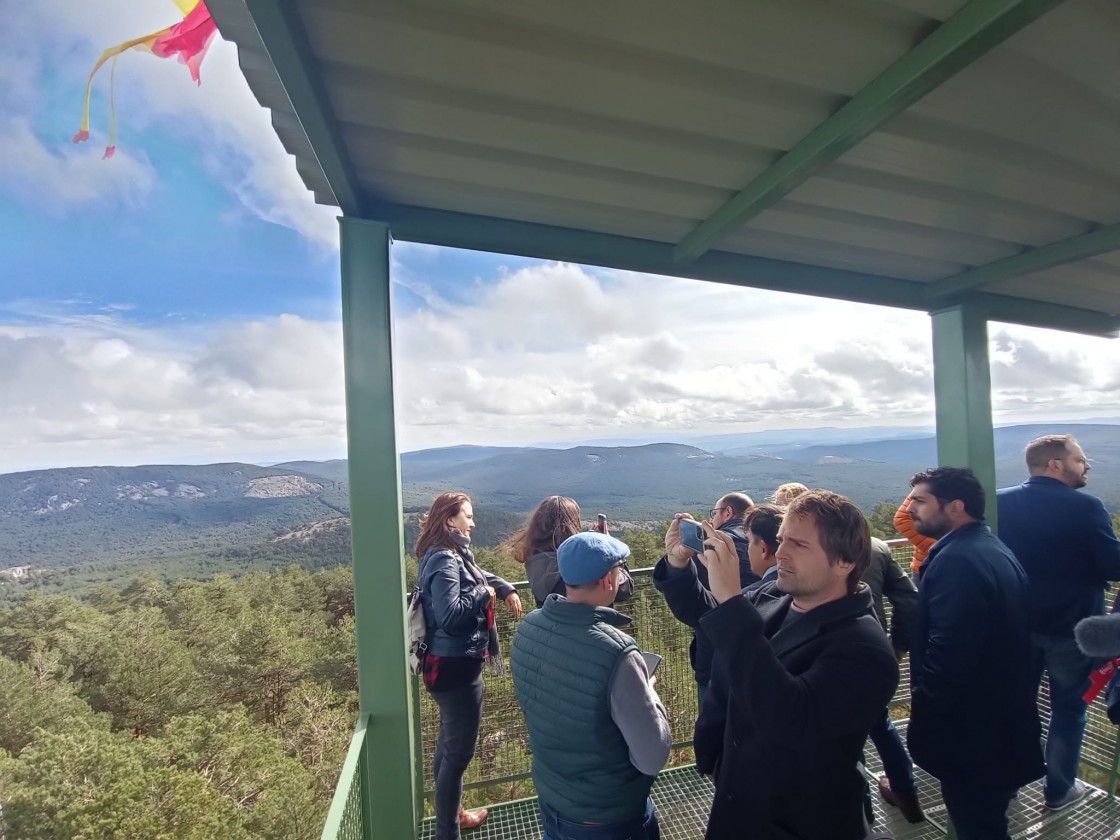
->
xmin=655 ymin=491 xmax=898 ymax=839
xmin=655 ymin=493 xmax=756 ymax=705
xmin=511 ymin=531 xmax=671 ymax=840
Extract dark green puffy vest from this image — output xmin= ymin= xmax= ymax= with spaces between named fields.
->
xmin=510 ymin=596 xmax=654 ymax=823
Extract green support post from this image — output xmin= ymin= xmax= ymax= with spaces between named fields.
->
xmin=931 ymin=304 xmax=998 ymax=531
xmin=340 ymin=217 xmax=419 ymax=839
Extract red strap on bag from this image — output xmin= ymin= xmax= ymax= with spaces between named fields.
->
xmin=1084 ymin=659 xmax=1119 ymax=704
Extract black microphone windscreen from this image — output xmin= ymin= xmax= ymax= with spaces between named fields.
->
xmin=1074 ymin=613 xmax=1120 ymax=659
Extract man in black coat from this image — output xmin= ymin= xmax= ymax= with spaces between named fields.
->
xmin=654 ymin=490 xmax=898 ymax=840
xmin=658 ymin=492 xmax=757 ymax=705
xmin=906 ymin=467 xmax=1043 ymax=840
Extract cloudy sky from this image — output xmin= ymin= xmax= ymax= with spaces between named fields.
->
xmin=1 ymin=1 xmax=1117 ymax=474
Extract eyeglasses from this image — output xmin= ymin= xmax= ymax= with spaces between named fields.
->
xmin=709 ymin=506 xmax=728 ymax=518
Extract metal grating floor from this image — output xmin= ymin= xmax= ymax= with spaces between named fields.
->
xmin=863 ymin=720 xmax=1120 ymax=840
xmin=419 ymin=766 xmax=713 ymax=840
xmin=421 ymin=723 xmax=1120 ymax=840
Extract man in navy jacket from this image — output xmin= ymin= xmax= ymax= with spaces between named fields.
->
xmin=907 ymin=467 xmax=1043 ymax=840
xmin=997 ymin=434 xmax=1120 ymax=810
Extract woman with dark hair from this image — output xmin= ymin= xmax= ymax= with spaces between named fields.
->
xmin=417 ymin=492 xmax=522 ymax=838
xmin=507 ymin=495 xmax=633 ymax=608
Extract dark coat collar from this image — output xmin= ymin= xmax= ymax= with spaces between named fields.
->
xmin=756 ymin=584 xmax=876 ymax=659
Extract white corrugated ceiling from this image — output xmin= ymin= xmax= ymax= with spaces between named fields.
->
xmin=208 ymin=0 xmax=1120 ymax=335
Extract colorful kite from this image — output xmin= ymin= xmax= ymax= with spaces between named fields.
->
xmin=73 ymin=0 xmax=217 ymax=158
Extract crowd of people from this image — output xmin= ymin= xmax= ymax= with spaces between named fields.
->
xmin=412 ymin=433 xmax=1120 ymax=840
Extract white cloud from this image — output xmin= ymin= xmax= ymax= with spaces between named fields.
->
xmin=0 ymin=119 xmax=156 ymax=214
xmin=0 ymin=263 xmax=1115 ymax=472
xmin=0 ymin=312 xmax=345 ymax=471
xmin=391 ymin=263 xmax=1117 ymax=451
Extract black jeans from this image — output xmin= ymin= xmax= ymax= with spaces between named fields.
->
xmin=431 ymin=671 xmax=484 ymax=840
xmin=940 ymin=778 xmax=1015 ymax=840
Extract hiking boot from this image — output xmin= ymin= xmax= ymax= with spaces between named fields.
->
xmin=878 ymin=775 xmax=925 ymax=823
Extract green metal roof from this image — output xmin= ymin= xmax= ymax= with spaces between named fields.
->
xmin=210 ymin=0 xmax=1120 ymax=337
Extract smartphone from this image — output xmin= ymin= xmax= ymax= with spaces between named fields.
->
xmin=596 ymin=513 xmax=607 ymax=527
xmin=679 ymin=518 xmax=706 ymax=553
xmin=641 ymin=651 xmax=662 ymax=677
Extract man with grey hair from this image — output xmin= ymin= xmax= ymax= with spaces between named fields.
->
xmin=997 ymin=434 xmax=1120 ymax=811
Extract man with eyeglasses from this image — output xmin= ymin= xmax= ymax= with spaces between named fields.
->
xmin=654 ymin=492 xmax=755 ymax=704
xmin=996 ymin=434 xmax=1120 ymax=811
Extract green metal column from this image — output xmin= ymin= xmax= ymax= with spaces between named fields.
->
xmin=340 ymin=217 xmax=419 ymax=839
xmin=931 ymin=304 xmax=998 ymax=528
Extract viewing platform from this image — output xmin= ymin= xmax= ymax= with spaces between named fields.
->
xmin=323 ymin=546 xmax=1120 ymax=840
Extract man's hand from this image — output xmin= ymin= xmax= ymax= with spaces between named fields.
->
xmin=699 ymin=524 xmax=742 ymax=604
xmin=484 ymin=585 xmax=496 ymax=604
xmin=505 ymin=592 xmax=523 ymax=618
xmin=665 ymin=513 xmax=697 ymax=568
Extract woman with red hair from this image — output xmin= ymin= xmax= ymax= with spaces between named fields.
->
xmin=416 ymin=492 xmax=521 ymax=837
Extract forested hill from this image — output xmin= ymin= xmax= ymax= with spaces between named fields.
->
xmin=1 ymin=423 xmax=1116 ymax=574
xmin=0 ymin=463 xmax=348 ymax=567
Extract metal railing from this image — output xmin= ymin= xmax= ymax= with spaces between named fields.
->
xmin=419 ymin=568 xmax=698 ymax=800
xmin=319 ymin=716 xmax=369 ymax=840
xmin=323 ymin=544 xmax=1120 ymax=840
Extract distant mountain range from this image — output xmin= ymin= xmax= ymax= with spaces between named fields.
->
xmin=1 ymin=423 xmax=1116 ymax=570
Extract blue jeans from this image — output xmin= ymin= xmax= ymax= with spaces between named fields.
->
xmin=941 ymin=778 xmax=1015 ymax=840
xmin=540 ymin=797 xmax=659 ymax=840
xmin=1031 ymin=633 xmax=1094 ymax=803
xmin=868 ymin=707 xmax=916 ymax=795
xmin=431 ymin=672 xmax=484 ymax=840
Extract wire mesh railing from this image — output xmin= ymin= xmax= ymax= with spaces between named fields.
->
xmin=319 ymin=715 xmax=369 ymax=840
xmin=418 ymin=569 xmax=699 ymax=798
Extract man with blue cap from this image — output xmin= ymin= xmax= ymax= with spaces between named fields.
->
xmin=511 ymin=531 xmax=671 ymax=840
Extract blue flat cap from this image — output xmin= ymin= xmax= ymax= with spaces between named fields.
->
xmin=557 ymin=531 xmax=631 ymax=586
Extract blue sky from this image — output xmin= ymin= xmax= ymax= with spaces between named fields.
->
xmin=1 ymin=1 xmax=1117 ymax=473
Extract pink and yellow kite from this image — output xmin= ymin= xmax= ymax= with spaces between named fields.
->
xmin=73 ymin=0 xmax=217 ymax=158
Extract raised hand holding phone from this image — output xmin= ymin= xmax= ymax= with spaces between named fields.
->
xmin=679 ymin=518 xmax=707 ymax=554
xmin=700 ymin=523 xmax=743 ymax=604
xmin=666 ymin=514 xmax=699 ymax=567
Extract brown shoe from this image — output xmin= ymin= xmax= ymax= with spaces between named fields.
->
xmin=459 ymin=807 xmax=489 ymax=831
xmin=878 ymin=775 xmax=925 ymax=823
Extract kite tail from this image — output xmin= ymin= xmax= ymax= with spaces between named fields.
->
xmin=72 ymin=30 xmax=168 ymax=146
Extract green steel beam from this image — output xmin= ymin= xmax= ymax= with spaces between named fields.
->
xmin=931 ymin=304 xmax=998 ymax=530
xmin=969 ymin=292 xmax=1119 ymax=337
xmin=371 ymin=200 xmax=1120 ymax=338
xmin=339 ymin=218 xmax=418 ymax=839
xmin=672 ymin=0 xmax=1066 ymax=263
xmin=926 ymin=221 xmax=1120 ymax=301
xmin=244 ymin=0 xmax=364 ymax=215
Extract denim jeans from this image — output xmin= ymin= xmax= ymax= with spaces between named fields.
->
xmin=430 ymin=671 xmax=485 ymax=840
xmin=540 ymin=797 xmax=659 ymax=840
xmin=940 ymin=778 xmax=1015 ymax=840
xmin=868 ymin=707 xmax=916 ymax=795
xmin=696 ymin=681 xmax=708 ymax=710
xmin=1031 ymin=633 xmax=1094 ymax=803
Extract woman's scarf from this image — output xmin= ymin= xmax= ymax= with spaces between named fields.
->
xmin=452 ymin=530 xmax=506 ymax=676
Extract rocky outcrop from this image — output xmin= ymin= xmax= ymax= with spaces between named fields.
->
xmin=244 ymin=475 xmax=323 ymax=499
